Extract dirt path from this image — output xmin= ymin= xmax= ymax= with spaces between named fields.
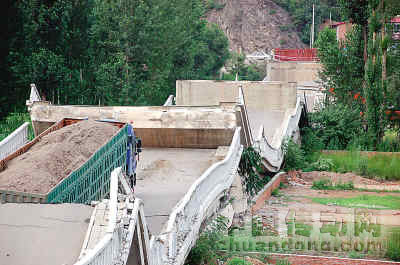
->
xmin=0 ymin=120 xmax=119 ymax=194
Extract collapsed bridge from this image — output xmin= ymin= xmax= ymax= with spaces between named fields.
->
xmin=1 ymin=77 xmax=307 ymax=265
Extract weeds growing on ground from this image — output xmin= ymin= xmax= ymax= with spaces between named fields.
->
xmin=0 ymin=112 xmax=34 ymax=141
xmin=312 ymin=179 xmax=354 ymax=190
xmin=386 ymin=230 xmax=400 ymax=261
xmin=226 ymin=257 xmax=251 ymax=265
xmin=320 ymin=152 xmax=400 ymax=181
xmin=311 ymin=195 xmax=400 ymax=210
xmin=185 ymin=216 xmax=228 ymax=265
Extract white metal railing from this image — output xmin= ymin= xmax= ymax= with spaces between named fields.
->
xmin=0 ymin=122 xmax=29 ymax=160
xmin=253 ymin=97 xmax=303 ymax=171
xmin=163 ymin=95 xmax=175 ymax=106
xmin=74 ymin=168 xmax=149 ymax=265
xmin=149 ymin=127 xmax=243 ymax=265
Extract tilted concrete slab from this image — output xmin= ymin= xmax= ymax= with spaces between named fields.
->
xmin=0 ymin=203 xmax=93 ymax=265
xmin=175 ymin=80 xmax=297 ymax=140
xmin=134 ymin=148 xmax=218 ymax=235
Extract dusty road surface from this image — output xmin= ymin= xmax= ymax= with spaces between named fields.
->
xmin=0 ymin=203 xmax=93 ymax=265
xmin=134 ymin=148 xmax=216 ymax=235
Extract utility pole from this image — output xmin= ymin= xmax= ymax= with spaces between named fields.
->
xmin=312 ymin=3 xmax=315 ymax=48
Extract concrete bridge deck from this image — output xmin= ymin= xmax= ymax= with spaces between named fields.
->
xmin=135 ymin=147 xmax=219 ymax=235
xmin=0 ymin=203 xmax=93 ymax=265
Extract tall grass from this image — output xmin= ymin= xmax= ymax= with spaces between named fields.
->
xmin=312 ymin=195 xmax=400 ymax=210
xmin=320 ymin=151 xmax=400 ymax=180
xmin=0 ymin=112 xmax=34 ymax=142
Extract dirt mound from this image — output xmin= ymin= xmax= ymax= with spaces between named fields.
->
xmin=0 ymin=120 xmax=120 ymax=194
xmin=206 ymin=0 xmax=306 ymax=54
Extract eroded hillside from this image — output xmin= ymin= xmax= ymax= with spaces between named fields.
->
xmin=206 ymin=0 xmax=306 ymax=54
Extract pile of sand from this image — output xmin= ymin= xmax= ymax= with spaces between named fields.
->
xmin=0 ymin=120 xmax=120 ymax=194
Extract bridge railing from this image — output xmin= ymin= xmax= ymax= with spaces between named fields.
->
xmin=74 ymin=168 xmax=149 ymax=265
xmin=0 ymin=122 xmax=29 ymax=160
xmin=253 ymin=98 xmax=303 ymax=171
xmin=150 ymin=127 xmax=243 ymax=265
xmin=163 ymin=95 xmax=175 ymax=106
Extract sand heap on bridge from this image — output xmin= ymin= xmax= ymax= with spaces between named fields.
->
xmin=0 ymin=120 xmax=119 ymax=194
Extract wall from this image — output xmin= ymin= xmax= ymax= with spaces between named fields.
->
xmin=266 ymin=62 xmax=322 ymax=87
xmin=251 ymin=172 xmax=285 ymax=213
xmin=30 ymin=103 xmax=237 ymax=149
xmin=176 ymin=80 xmax=297 ymax=112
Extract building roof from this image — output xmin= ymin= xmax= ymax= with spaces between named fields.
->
xmin=392 ymin=16 xmax=400 ymax=23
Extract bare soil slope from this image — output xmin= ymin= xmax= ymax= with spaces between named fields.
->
xmin=0 ymin=120 xmax=119 ymax=194
xmin=206 ymin=0 xmax=306 ymax=54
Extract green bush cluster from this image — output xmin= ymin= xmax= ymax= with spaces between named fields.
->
xmin=0 ymin=112 xmax=34 ymax=142
xmin=238 ymin=147 xmax=272 ymax=196
xmin=311 ymin=179 xmax=354 ymax=190
xmin=185 ymin=216 xmax=228 ymax=265
xmin=282 ymin=139 xmax=305 ymax=171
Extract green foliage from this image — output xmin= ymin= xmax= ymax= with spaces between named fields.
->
xmin=279 ymin=25 xmax=290 ymax=32
xmin=311 ymin=195 xmax=400 ymax=210
xmin=276 ymin=0 xmax=342 ymax=44
xmin=271 ymin=188 xmax=282 ymax=197
xmin=309 ymin=103 xmax=363 ymax=150
xmin=0 ymin=112 xmax=34 ymax=142
xmin=269 ymin=9 xmax=277 ymax=15
xmin=282 ymin=139 xmax=305 ymax=171
xmin=316 ymin=27 xmax=365 ymax=107
xmin=386 ymin=231 xmax=400 ymax=261
xmin=311 ymin=179 xmax=354 ymax=190
xmin=238 ymin=147 xmax=271 ymax=196
xmin=280 ymin=39 xmax=287 ymax=46
xmin=224 ymin=53 xmax=264 ymax=81
xmin=227 ymin=258 xmax=251 ymax=265
xmin=319 ymin=152 xmax=400 ymax=180
xmin=276 ymin=259 xmax=291 ymax=265
xmin=309 ymin=157 xmax=334 ymax=171
xmin=206 ymin=0 xmax=225 ymax=11
xmin=185 ymin=215 xmax=228 ymax=265
xmin=2 ymin=0 xmax=230 ymax=115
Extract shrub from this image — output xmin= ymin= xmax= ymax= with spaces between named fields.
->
xmin=312 ymin=179 xmax=332 ymax=190
xmin=312 ymin=179 xmax=354 ymax=190
xmin=386 ymin=231 xmax=400 ymax=261
xmin=309 ymin=103 xmax=363 ymax=150
xmin=269 ymin=9 xmax=277 ymax=15
xmin=310 ymin=157 xmax=334 ymax=171
xmin=282 ymin=139 xmax=305 ymax=171
xmin=238 ymin=147 xmax=272 ymax=196
xmin=185 ymin=216 xmax=228 ymax=265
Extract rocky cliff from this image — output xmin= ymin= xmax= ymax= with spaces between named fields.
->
xmin=206 ymin=0 xmax=306 ymax=54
